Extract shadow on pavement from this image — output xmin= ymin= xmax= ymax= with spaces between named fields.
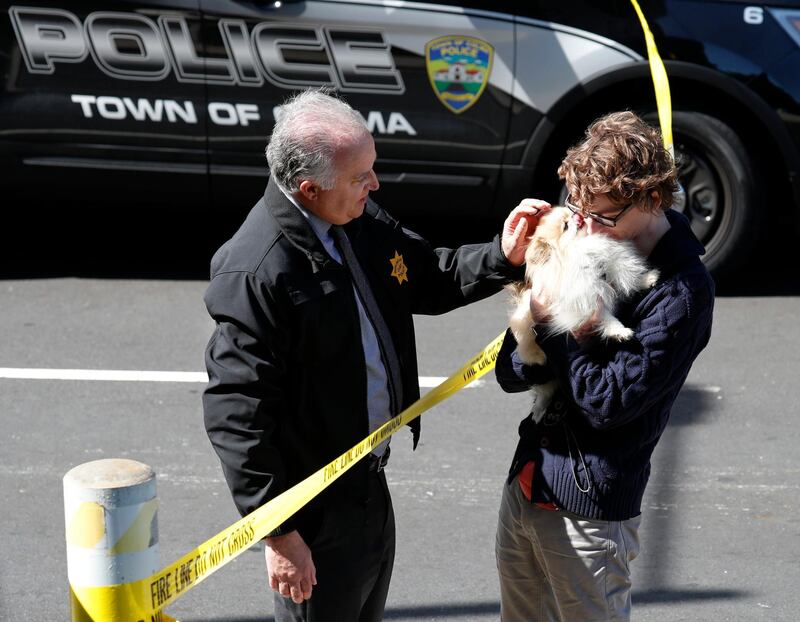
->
xmin=2 ymin=200 xmax=797 ymax=297
xmin=635 ymin=587 xmax=752 ymax=604
xmin=0 ymin=204 xmax=238 ymax=281
xmin=182 ymin=587 xmax=750 ymax=621
xmin=0 ymin=204 xmax=493 ymax=281
xmin=637 ymin=384 xmax=722 ymax=599
xmin=712 ymin=224 xmax=800 ymax=297
xmin=715 ymin=263 xmax=800 ymax=297
xmin=383 ymin=601 xmax=500 ymax=619
xmin=183 ymin=599 xmax=501 ymax=621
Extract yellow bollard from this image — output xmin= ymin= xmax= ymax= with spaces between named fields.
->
xmin=64 ymin=459 xmax=160 ymax=621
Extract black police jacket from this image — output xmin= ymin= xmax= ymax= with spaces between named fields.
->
xmin=203 ymin=178 xmax=522 ymax=536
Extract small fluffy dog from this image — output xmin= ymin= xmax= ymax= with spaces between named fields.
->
xmin=508 ymin=207 xmax=659 ymax=421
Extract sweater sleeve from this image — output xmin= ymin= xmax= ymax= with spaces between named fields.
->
xmin=494 ymin=328 xmax=558 ymax=393
xmin=536 ymin=277 xmax=714 ymax=430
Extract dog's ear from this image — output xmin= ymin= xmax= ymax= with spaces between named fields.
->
xmin=526 ymin=236 xmax=552 ymax=267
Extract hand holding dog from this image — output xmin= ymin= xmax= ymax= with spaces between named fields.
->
xmin=501 ymin=199 xmax=551 ymax=266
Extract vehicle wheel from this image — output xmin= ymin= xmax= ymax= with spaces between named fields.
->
xmin=655 ymin=111 xmax=760 ymax=279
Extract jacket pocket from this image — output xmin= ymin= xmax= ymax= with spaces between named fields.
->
xmin=285 ymin=276 xmax=358 ymax=363
xmin=287 ymin=277 xmax=340 ymax=305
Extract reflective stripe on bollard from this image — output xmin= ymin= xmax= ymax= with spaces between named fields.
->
xmin=64 ymin=459 xmax=162 ymax=621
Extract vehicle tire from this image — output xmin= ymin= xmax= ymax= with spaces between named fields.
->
xmin=653 ymin=111 xmax=760 ymax=279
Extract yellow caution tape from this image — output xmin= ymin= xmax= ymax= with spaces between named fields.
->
xmin=630 ymin=0 xmax=674 ymax=157
xmin=70 ymin=331 xmax=507 ymax=621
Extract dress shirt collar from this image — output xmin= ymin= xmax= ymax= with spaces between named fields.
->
xmin=277 ymin=183 xmax=342 ymax=263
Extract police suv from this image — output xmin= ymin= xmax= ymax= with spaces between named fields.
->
xmin=2 ymin=1 xmax=800 ymax=277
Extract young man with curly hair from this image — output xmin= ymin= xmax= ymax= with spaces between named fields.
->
xmin=494 ymin=111 xmax=715 ymax=621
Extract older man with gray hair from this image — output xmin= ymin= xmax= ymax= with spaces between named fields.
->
xmin=203 ymin=88 xmax=543 ymax=621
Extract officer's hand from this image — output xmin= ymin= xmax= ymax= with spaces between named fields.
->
xmin=265 ymin=531 xmax=317 ymax=604
xmin=501 ymin=199 xmax=551 ymax=266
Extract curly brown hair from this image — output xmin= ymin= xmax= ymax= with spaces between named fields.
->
xmin=558 ymin=111 xmax=678 ymax=213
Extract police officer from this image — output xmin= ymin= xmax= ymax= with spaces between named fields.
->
xmin=202 ymin=88 xmax=543 ymax=621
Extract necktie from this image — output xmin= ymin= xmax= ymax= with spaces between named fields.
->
xmin=331 ymin=225 xmax=404 ymax=415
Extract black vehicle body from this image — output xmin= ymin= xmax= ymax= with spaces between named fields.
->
xmin=2 ymin=0 xmax=800 ymax=277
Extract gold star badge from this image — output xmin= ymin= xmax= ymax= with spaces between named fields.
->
xmin=389 ymin=251 xmax=408 ymax=285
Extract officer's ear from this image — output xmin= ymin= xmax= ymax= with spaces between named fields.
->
xmin=298 ymin=179 xmax=319 ymax=202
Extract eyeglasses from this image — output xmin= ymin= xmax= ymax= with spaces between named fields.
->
xmin=564 ymin=197 xmax=634 ymax=228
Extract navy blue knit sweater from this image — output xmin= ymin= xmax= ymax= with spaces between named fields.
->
xmin=496 ymin=210 xmax=715 ymax=521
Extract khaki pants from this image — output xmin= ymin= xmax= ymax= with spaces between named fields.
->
xmin=495 ymin=479 xmax=641 ymax=622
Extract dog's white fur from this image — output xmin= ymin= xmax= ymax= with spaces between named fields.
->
xmin=508 ymin=207 xmax=659 ymax=421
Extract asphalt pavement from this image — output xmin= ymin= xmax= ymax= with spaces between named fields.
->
xmin=1 ymin=254 xmax=799 ymax=621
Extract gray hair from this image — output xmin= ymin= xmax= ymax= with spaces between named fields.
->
xmin=266 ymin=89 xmax=370 ymax=192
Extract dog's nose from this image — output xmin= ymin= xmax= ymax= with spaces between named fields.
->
xmin=571 ymin=211 xmax=585 ymax=229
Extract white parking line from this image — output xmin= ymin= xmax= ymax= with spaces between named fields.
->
xmin=0 ymin=368 xmax=207 ymax=382
xmin=0 ymin=368 xmax=481 ymax=388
